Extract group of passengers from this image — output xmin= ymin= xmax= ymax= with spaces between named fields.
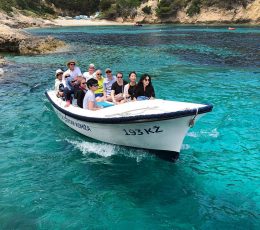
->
xmin=54 ymin=60 xmax=155 ymax=110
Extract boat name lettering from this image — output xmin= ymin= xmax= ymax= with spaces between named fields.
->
xmin=60 ymin=114 xmax=91 ymax=131
xmin=123 ymin=126 xmax=163 ymax=136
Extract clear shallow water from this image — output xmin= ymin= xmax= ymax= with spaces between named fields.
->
xmin=0 ymin=25 xmax=259 ymax=229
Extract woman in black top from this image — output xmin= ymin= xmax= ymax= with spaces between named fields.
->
xmin=134 ymin=74 xmax=155 ymax=100
xmin=111 ymin=72 xmax=127 ymax=104
xmin=123 ymin=71 xmax=137 ymax=101
xmin=75 ymin=78 xmax=87 ymax=108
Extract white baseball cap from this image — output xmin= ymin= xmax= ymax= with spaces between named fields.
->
xmin=55 ymin=69 xmax=63 ymax=76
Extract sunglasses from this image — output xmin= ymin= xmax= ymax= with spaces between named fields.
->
xmin=96 ymin=73 xmax=102 ymax=75
xmin=92 ymin=84 xmax=98 ymax=87
xmin=81 ymin=82 xmax=86 ymax=85
xmin=144 ymin=78 xmax=150 ymax=81
xmin=71 ymin=80 xmax=77 ymax=83
xmin=117 ymin=76 xmax=123 ymax=78
xmin=106 ymin=71 xmax=112 ymax=73
xmin=69 ymin=63 xmax=75 ymax=66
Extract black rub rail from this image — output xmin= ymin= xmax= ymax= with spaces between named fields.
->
xmin=45 ymin=91 xmax=213 ymax=124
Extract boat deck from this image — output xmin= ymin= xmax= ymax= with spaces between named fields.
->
xmin=47 ymin=91 xmax=211 ymax=117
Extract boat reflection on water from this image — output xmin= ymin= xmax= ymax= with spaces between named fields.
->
xmin=134 ymin=22 xmax=143 ymax=27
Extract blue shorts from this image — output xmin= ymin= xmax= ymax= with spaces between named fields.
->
xmin=137 ymin=96 xmax=150 ymax=101
xmin=95 ymin=93 xmax=103 ymax=98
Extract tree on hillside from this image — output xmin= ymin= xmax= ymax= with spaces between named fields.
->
xmin=99 ymin=0 xmax=143 ymax=18
xmin=156 ymin=0 xmax=186 ymax=18
xmin=46 ymin=0 xmax=100 ymax=15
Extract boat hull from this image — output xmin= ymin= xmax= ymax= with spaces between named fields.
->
xmin=46 ymin=90 xmax=213 ymax=155
xmin=53 ymin=107 xmax=203 ymax=153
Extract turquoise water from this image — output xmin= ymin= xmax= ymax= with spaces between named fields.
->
xmin=0 ymin=25 xmax=259 ymax=229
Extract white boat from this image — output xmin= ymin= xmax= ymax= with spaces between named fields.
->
xmin=46 ymin=90 xmax=213 ymax=159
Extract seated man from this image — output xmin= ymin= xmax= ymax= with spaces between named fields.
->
xmin=63 ymin=60 xmax=82 ymax=80
xmin=103 ymin=68 xmax=116 ymax=102
xmin=63 ymin=75 xmax=78 ymax=107
xmin=83 ymin=78 xmax=102 ymax=110
xmin=111 ymin=72 xmax=127 ymax=104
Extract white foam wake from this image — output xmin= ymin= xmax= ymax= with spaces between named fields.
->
xmin=187 ymin=128 xmax=219 ymax=138
xmin=65 ymin=139 xmax=151 ymax=162
xmin=66 ymin=139 xmax=116 ymax=157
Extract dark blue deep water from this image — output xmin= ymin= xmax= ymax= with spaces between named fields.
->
xmin=0 ymin=25 xmax=259 ymax=229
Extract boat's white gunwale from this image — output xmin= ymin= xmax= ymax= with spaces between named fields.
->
xmin=45 ymin=91 xmax=213 ymax=124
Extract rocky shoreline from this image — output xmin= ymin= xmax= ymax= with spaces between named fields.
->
xmin=0 ymin=24 xmax=65 ymax=53
xmin=0 ymin=10 xmax=65 ymax=67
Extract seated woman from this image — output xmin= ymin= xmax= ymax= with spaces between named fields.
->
xmin=111 ymin=72 xmax=127 ymax=104
xmin=123 ymin=71 xmax=137 ymax=101
xmin=83 ymin=63 xmax=96 ymax=81
xmin=94 ymin=69 xmax=105 ymax=102
xmin=134 ymin=74 xmax=155 ymax=100
xmin=83 ymin=78 xmax=102 ymax=110
xmin=75 ymin=78 xmax=87 ymax=108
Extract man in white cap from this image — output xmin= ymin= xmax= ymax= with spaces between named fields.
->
xmin=83 ymin=63 xmax=96 ymax=81
xmin=63 ymin=60 xmax=82 ymax=79
xmin=54 ymin=69 xmax=64 ymax=97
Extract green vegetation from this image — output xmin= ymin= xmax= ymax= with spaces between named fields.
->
xmin=156 ymin=0 xmax=254 ymax=18
xmin=156 ymin=0 xmax=186 ymax=18
xmin=0 ymin=0 xmax=55 ymax=15
xmin=0 ymin=0 xmax=100 ymax=16
xmin=50 ymin=0 xmax=100 ymax=16
xmin=0 ymin=0 xmax=254 ymax=18
xmin=142 ymin=5 xmax=152 ymax=15
xmin=99 ymin=0 xmax=143 ymax=19
xmin=0 ymin=0 xmax=17 ymax=12
xmin=202 ymin=0 xmax=253 ymax=10
xmin=186 ymin=0 xmax=201 ymax=17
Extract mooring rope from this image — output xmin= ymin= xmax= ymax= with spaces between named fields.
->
xmin=189 ymin=108 xmax=199 ymax=128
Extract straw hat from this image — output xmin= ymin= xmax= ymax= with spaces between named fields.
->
xmin=66 ymin=59 xmax=77 ymax=67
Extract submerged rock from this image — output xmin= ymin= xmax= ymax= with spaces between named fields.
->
xmin=0 ymin=56 xmax=7 ymax=67
xmin=18 ymin=36 xmax=65 ymax=54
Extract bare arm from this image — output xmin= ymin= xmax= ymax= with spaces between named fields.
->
xmin=88 ymin=101 xmax=100 ymax=111
xmin=103 ymin=89 xmax=107 ymax=99
xmin=103 ymin=82 xmax=107 ymax=99
xmin=123 ymin=84 xmax=129 ymax=100
xmin=111 ymin=90 xmax=116 ymax=103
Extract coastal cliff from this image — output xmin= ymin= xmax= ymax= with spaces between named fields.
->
xmin=133 ymin=0 xmax=260 ymax=24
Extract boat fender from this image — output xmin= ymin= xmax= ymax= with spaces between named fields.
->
xmin=189 ymin=108 xmax=199 ymax=128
